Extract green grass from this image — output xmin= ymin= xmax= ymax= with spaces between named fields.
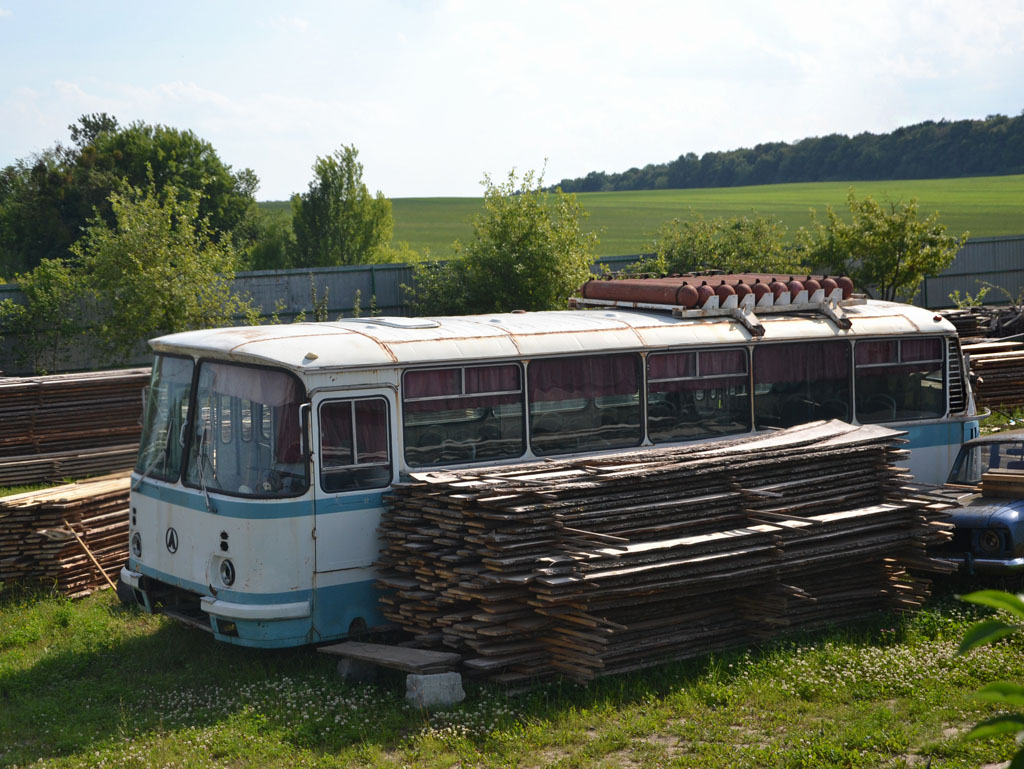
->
xmin=262 ymin=174 xmax=1024 ymax=259
xmin=0 ymin=483 xmax=56 ymax=498
xmin=3 ymin=583 xmax=1023 ymax=768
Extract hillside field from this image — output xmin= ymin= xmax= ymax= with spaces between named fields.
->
xmin=263 ymin=174 xmax=1024 ymax=258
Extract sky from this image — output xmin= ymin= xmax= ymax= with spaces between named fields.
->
xmin=2 ymin=1 xmax=1023 ymax=201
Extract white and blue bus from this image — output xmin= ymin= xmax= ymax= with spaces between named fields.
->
xmin=120 ymin=279 xmax=979 ymax=648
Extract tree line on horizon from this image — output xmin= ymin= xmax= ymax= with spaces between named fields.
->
xmin=553 ymin=112 xmax=1024 ymax=193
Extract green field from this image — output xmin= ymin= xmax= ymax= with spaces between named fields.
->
xmin=258 ymin=174 xmax=1024 ymax=259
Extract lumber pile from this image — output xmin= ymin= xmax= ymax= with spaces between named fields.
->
xmin=941 ymin=308 xmax=989 ymax=339
xmin=964 ymin=341 xmax=1024 ymax=410
xmin=0 ymin=473 xmax=130 ymax=597
xmin=941 ymin=305 xmax=1024 ymax=341
xmin=376 ymin=421 xmax=955 ymax=683
xmin=0 ymin=368 xmax=149 ymax=485
xmin=981 ymin=469 xmax=1024 ymax=499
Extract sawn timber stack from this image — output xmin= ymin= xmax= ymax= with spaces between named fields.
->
xmin=376 ymin=420 xmax=955 ymax=684
xmin=963 ymin=341 xmax=1024 ymax=411
xmin=0 ymin=473 xmax=130 ymax=597
xmin=0 ymin=368 xmax=150 ymax=485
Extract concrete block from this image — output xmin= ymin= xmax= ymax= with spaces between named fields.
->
xmin=405 ymin=671 xmax=465 ymax=709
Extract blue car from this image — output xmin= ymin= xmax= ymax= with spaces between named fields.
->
xmin=942 ymin=429 xmax=1024 ymax=575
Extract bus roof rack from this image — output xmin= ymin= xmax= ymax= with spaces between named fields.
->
xmin=570 ymin=274 xmax=865 ymax=337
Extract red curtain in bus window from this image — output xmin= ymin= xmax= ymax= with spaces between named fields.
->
xmin=855 ymin=341 xmax=898 ymax=365
xmin=648 ymin=352 xmax=696 ymax=381
xmin=277 ymin=403 xmax=303 ymax=464
xmin=902 ymin=338 xmax=943 ymax=362
xmin=529 ymin=354 xmax=640 ymax=402
xmin=754 ymin=341 xmax=849 ymax=384
xmin=354 ymin=399 xmax=388 ymax=464
xmin=465 ymin=364 xmax=520 ymax=394
xmin=320 ymin=402 xmax=354 ymax=466
xmin=700 ymin=349 xmax=747 ymax=376
xmin=404 ymin=369 xmax=461 ymax=399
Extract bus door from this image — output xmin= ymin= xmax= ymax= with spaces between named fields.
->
xmin=310 ymin=390 xmax=396 ymax=573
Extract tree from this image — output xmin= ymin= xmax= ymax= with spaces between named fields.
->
xmin=802 ymin=189 xmax=967 ymax=302
xmin=70 ymin=180 xmax=258 ymax=364
xmin=0 ymin=258 xmax=83 ymax=374
xmin=290 ymin=145 xmax=394 ymax=267
xmin=244 ymin=208 xmax=295 ymax=271
xmin=409 ymin=170 xmax=599 ymax=315
xmin=639 ymin=211 xmax=802 ymax=276
xmin=0 ymin=115 xmax=259 ymax=279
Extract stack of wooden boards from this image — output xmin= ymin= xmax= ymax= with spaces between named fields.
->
xmin=941 ymin=308 xmax=989 ymax=339
xmin=0 ymin=473 xmax=129 ymax=597
xmin=0 ymin=368 xmax=150 ymax=485
xmin=980 ymin=469 xmax=1024 ymax=499
xmin=941 ymin=305 xmax=1024 ymax=340
xmin=376 ymin=420 xmax=956 ymax=684
xmin=963 ymin=340 xmax=1024 ymax=411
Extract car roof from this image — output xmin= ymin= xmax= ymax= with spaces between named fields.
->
xmin=963 ymin=429 xmax=1024 ymax=446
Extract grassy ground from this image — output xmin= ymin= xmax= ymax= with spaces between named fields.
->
xmin=1 ymin=582 xmax=1022 ymax=769
xmin=280 ymin=173 xmax=1024 ymax=259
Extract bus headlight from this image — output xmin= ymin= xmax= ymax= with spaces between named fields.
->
xmin=219 ymin=559 xmax=236 ymax=587
xmin=131 ymin=532 xmax=142 ymax=558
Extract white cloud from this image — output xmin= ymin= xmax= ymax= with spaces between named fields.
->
xmin=272 ymin=15 xmax=308 ymax=31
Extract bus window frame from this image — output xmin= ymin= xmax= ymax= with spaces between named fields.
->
xmin=318 ymin=396 xmax=393 ymax=494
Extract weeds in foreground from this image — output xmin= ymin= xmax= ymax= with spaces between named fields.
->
xmin=2 ymin=587 xmax=1022 ymax=768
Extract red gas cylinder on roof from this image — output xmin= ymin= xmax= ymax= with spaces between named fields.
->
xmin=696 ymin=281 xmax=714 ymax=306
xmin=751 ymin=279 xmax=770 ymax=301
xmin=734 ymin=280 xmax=752 ymax=300
xmin=678 ymin=282 xmax=699 ymax=308
xmin=768 ymin=278 xmax=788 ymax=299
xmin=803 ymin=276 xmax=822 ymax=294
xmin=714 ymin=280 xmax=736 ymax=302
xmin=836 ymin=276 xmax=854 ymax=300
xmin=786 ymin=277 xmax=804 ymax=298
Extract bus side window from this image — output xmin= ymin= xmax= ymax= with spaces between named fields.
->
xmin=402 ymin=364 xmax=525 ymax=467
xmin=854 ymin=338 xmax=945 ymax=423
xmin=528 ymin=353 xmax=642 ymax=456
xmin=648 ymin=348 xmax=750 ymax=442
xmin=319 ymin=398 xmax=392 ymax=492
xmin=753 ymin=341 xmax=851 ymax=429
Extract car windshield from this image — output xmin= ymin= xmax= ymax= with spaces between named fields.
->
xmin=948 ymin=439 xmax=1024 ymax=485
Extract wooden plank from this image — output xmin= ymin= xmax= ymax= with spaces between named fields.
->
xmin=316 ymin=641 xmax=462 ymax=673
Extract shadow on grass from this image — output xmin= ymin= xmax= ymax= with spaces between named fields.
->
xmin=0 ymin=601 xmax=347 ymax=763
xmin=0 ymin=584 xmax=976 ymax=766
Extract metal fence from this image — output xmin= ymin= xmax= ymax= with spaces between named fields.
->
xmin=2 ymin=238 xmax=1022 ymax=375
xmin=918 ymin=235 xmax=1024 ymax=308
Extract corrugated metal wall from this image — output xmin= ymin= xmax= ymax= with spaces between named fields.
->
xmin=918 ymin=235 xmax=1024 ymax=308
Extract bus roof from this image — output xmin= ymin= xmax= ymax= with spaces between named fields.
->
xmin=149 ymin=301 xmax=955 ymax=373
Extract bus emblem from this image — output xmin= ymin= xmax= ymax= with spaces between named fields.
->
xmin=165 ymin=527 xmax=179 ymax=554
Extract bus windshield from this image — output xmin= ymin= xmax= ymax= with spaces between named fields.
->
xmin=136 ymin=355 xmax=194 ymax=482
xmin=184 ymin=362 xmax=308 ymax=497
